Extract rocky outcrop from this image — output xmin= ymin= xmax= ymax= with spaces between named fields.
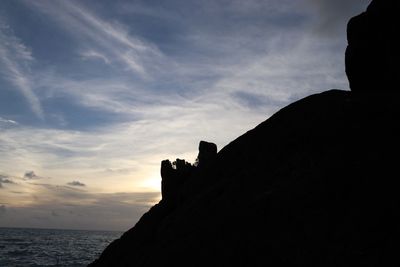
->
xmin=90 ymin=89 xmax=400 ymax=266
xmin=345 ymin=0 xmax=399 ymax=91
xmin=90 ymin=1 xmax=400 ymax=266
xmin=196 ymin=141 xmax=217 ymax=168
xmin=161 ymin=159 xmax=193 ymax=202
xmin=160 ymin=141 xmax=217 ymax=204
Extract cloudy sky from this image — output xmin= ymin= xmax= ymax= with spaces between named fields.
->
xmin=0 ymin=0 xmax=368 ymax=231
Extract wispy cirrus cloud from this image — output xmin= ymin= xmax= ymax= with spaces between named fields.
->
xmin=0 ymin=117 xmax=18 ymax=125
xmin=0 ymin=104 xmax=260 ymax=193
xmin=0 ymin=0 xmax=369 ymax=231
xmin=0 ymin=0 xmax=365 ymax=197
xmin=18 ymin=0 xmax=358 ymax=126
xmin=80 ymin=50 xmax=110 ymax=64
xmin=23 ymin=0 xmax=163 ymax=79
xmin=0 ymin=22 xmax=43 ymax=119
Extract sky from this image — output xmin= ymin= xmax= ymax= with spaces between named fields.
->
xmin=0 ymin=0 xmax=369 ymax=231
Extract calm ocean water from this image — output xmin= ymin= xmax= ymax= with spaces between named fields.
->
xmin=0 ymin=227 xmax=122 ymax=267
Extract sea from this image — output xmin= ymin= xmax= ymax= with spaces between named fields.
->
xmin=0 ymin=227 xmax=122 ymax=267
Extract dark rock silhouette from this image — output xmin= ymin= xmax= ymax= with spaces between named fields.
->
xmin=160 ymin=141 xmax=217 ymax=204
xmin=345 ymin=0 xmax=399 ymax=91
xmin=90 ymin=90 xmax=400 ymax=266
xmin=90 ymin=1 xmax=400 ymax=266
xmin=161 ymin=159 xmax=193 ymax=203
xmin=196 ymin=141 xmax=217 ymax=168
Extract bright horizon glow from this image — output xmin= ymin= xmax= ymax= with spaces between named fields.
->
xmin=0 ymin=0 xmax=368 ymax=231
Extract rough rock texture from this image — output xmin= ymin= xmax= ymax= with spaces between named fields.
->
xmin=90 ymin=1 xmax=400 ymax=266
xmin=345 ymin=0 xmax=399 ymax=91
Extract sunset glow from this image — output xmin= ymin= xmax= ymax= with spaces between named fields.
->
xmin=0 ymin=0 xmax=367 ymax=231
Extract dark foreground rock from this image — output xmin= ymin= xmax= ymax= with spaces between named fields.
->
xmin=160 ymin=140 xmax=217 ymax=204
xmin=90 ymin=89 xmax=400 ymax=266
xmin=345 ymin=0 xmax=399 ymax=91
xmin=90 ymin=0 xmax=400 ymax=265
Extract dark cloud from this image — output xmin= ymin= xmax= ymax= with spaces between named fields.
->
xmin=0 ymin=173 xmax=161 ymax=229
xmin=30 ymin=183 xmax=88 ymax=201
xmin=0 ymin=188 xmax=160 ymax=230
xmin=23 ymin=171 xmax=38 ymax=179
xmin=67 ymin=180 xmax=86 ymax=187
xmin=0 ymin=205 xmax=6 ymax=215
xmin=0 ymin=175 xmax=15 ymax=188
xmin=51 ymin=210 xmax=60 ymax=217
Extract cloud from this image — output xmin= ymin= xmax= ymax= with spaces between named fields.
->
xmin=0 ymin=21 xmax=43 ymax=119
xmin=15 ymin=0 xmax=344 ymax=124
xmin=80 ymin=50 xmax=110 ymax=64
xmin=0 ymin=181 xmax=160 ymax=230
xmin=0 ymin=175 xmax=15 ymax=188
xmin=306 ymin=0 xmax=369 ymax=36
xmin=0 ymin=1 xmax=357 ymax=197
xmin=232 ymin=91 xmax=287 ymax=110
xmin=0 ymin=205 xmax=6 ymax=216
xmin=51 ymin=210 xmax=59 ymax=217
xmin=0 ymin=0 xmax=369 ymax=231
xmin=23 ymin=0 xmax=164 ymax=79
xmin=67 ymin=180 xmax=86 ymax=187
xmin=0 ymin=117 xmax=18 ymax=125
xmin=23 ymin=171 xmax=39 ymax=180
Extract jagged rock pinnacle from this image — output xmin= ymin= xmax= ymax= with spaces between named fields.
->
xmin=160 ymin=141 xmax=217 ymax=203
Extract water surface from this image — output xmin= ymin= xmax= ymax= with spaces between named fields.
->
xmin=0 ymin=227 xmax=121 ymax=267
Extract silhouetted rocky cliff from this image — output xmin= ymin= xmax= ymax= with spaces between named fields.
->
xmin=90 ymin=1 xmax=400 ymax=266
